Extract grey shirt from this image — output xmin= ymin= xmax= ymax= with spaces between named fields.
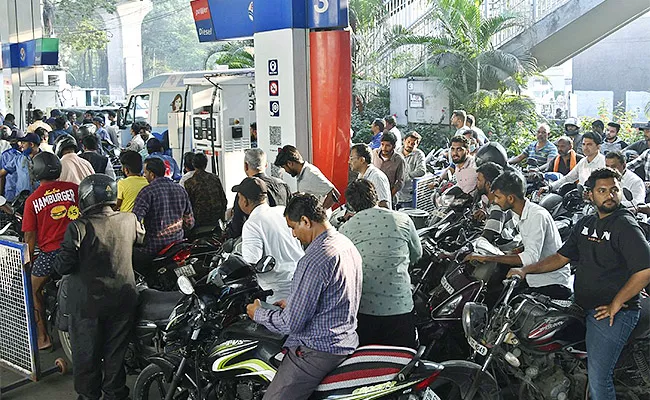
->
xmin=397 ymin=148 xmax=426 ymax=203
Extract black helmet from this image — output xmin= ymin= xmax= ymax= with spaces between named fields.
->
xmin=54 ymin=134 xmax=77 ymax=158
xmin=78 ymin=174 xmax=117 ymax=213
xmin=476 ymin=142 xmax=508 ymax=167
xmin=32 ymin=151 xmax=62 ymax=181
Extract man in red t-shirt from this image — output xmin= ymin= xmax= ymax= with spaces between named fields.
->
xmin=22 ymin=152 xmax=79 ymax=350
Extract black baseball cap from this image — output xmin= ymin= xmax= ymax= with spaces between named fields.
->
xmin=232 ymin=177 xmax=268 ymax=200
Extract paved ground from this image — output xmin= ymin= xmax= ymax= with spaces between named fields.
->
xmin=1 ymin=335 xmax=136 ymax=400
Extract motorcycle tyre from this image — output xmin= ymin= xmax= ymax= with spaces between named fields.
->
xmin=428 ymin=360 xmax=500 ymax=400
xmin=58 ymin=329 xmax=73 ymax=365
xmin=133 ymin=363 xmax=198 ymax=400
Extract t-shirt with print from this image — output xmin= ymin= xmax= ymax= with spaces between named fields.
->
xmin=117 ymin=176 xmax=149 ymax=212
xmin=22 ymin=181 xmax=80 ymax=252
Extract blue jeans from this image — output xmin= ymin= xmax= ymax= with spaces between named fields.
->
xmin=585 ymin=308 xmax=640 ymax=400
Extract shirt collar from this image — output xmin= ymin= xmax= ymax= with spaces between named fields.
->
xmin=297 ymin=162 xmax=308 ymax=181
xmin=519 ymin=199 xmax=532 ymax=221
xmin=249 ymin=202 xmax=270 ymax=218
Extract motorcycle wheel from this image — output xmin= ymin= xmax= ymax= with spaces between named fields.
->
xmin=428 ymin=360 xmax=501 ymax=400
xmin=133 ymin=363 xmax=197 ymax=400
xmin=58 ymin=329 xmax=73 ymax=365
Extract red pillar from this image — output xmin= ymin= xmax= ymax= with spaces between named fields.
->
xmin=309 ymin=30 xmax=352 ymax=202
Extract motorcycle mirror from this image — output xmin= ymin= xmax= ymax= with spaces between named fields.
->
xmin=527 ymin=158 xmax=538 ymax=167
xmin=177 ymin=276 xmax=195 ymax=295
xmin=254 ymin=256 xmax=276 ymax=274
xmin=623 ymin=188 xmax=633 ymax=202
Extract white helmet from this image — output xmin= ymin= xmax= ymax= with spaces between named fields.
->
xmin=564 ymin=117 xmax=579 ymax=128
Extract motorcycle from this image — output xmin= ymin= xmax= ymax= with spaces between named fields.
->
xmin=134 ymin=255 xmax=500 ymax=400
xmin=462 ymin=276 xmax=650 ymax=400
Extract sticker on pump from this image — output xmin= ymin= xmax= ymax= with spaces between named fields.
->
xmin=268 ymin=59 xmax=278 ymax=75
xmin=270 ymin=101 xmax=280 ymax=117
xmin=269 ymin=80 xmax=279 ymax=96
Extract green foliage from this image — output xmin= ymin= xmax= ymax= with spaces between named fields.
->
xmin=205 ymin=41 xmax=254 ymax=69
xmin=351 ymin=87 xmax=390 ymax=144
xmin=50 ymin=0 xmax=116 ymax=50
xmin=579 ymin=100 xmax=643 ymax=144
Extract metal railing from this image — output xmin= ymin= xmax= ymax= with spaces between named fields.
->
xmin=355 ymin=0 xmax=572 ymax=84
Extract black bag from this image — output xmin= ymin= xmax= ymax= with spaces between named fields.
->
xmin=56 ymin=275 xmax=69 ymax=331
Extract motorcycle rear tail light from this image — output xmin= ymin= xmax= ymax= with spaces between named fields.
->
xmin=415 ymin=369 xmax=442 ymax=390
xmin=173 ymin=248 xmax=192 ymax=263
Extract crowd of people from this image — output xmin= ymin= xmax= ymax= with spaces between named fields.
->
xmin=1 ymin=107 xmax=649 ymax=400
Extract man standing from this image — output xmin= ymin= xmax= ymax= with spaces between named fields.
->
xmin=126 ymin=122 xmax=145 ymax=153
xmin=369 ymin=118 xmax=385 ymax=150
xmin=274 ymin=145 xmax=339 ymax=209
xmin=509 ymin=123 xmax=558 ymax=166
xmin=246 ymin=194 xmax=362 ymax=400
xmin=116 ymin=151 xmax=148 ymax=213
xmin=184 ymin=152 xmax=228 ymax=226
xmin=250 ymin=122 xmax=258 ymax=148
xmin=236 ymin=177 xmax=303 ymax=302
xmin=466 ymin=114 xmax=488 ymax=145
xmin=106 ymin=110 xmax=120 ymax=147
xmin=564 ymin=117 xmax=583 ymax=155
xmin=384 ymin=115 xmax=402 ymax=144
xmin=548 ymin=132 xmax=605 ymax=190
xmin=92 ymin=116 xmax=113 ymax=146
xmin=605 ymin=151 xmax=645 ymax=208
xmin=600 ymin=122 xmax=627 ymax=155
xmin=466 ymin=171 xmax=572 ymax=299
xmin=2 ymin=113 xmax=23 ymax=137
xmin=397 ymin=131 xmax=426 ymax=208
xmin=542 ymin=136 xmax=583 ymax=175
xmin=372 ymin=131 xmax=405 ymax=204
xmin=2 ymin=132 xmax=43 ymax=196
xmin=227 ymin=148 xmax=292 ymax=238
xmin=0 ymin=137 xmax=21 ymax=200
xmin=27 ymin=109 xmax=51 ymax=134
xmin=55 ymin=174 xmax=144 ymax=400
xmin=146 ymin=138 xmax=181 ymax=181
xmin=507 ymin=168 xmax=650 ymax=400
xmin=438 ymin=136 xmax=478 ymax=194
xmin=349 ymin=143 xmax=392 ymax=208
xmin=49 ymin=116 xmax=69 ymax=144
xmin=340 ymin=179 xmax=421 ymax=348
xmin=132 ymin=158 xmax=194 ymax=269
xmin=54 ymin=134 xmax=95 ymax=185
xmin=80 ymin=134 xmax=116 ymax=179
xmin=178 ymin=152 xmax=195 ymax=188
xmin=23 ymin=152 xmax=79 ymax=350
xmin=451 ymin=110 xmax=468 ymax=135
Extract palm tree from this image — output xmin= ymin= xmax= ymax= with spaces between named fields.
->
xmin=204 ymin=40 xmax=254 ymax=70
xmin=393 ymin=0 xmax=537 ymax=105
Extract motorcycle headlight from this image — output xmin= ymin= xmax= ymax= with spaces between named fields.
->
xmin=462 ymin=302 xmax=488 ymax=340
xmin=434 ymin=294 xmax=463 ymax=318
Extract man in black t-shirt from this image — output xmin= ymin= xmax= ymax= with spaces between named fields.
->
xmin=507 ymin=167 xmax=650 ymax=400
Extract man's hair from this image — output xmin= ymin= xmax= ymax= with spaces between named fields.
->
xmin=585 ymin=167 xmax=621 ymax=191
xmin=193 ymin=152 xmax=208 ymax=170
xmin=245 ymin=148 xmax=267 ymax=170
xmin=450 ymin=135 xmax=470 ymax=149
xmin=372 ymin=118 xmax=385 ymax=132
xmin=452 ymin=110 xmax=467 ymax=123
xmin=404 ymin=131 xmax=422 ymax=142
xmin=476 ymin=162 xmax=503 ymax=184
xmin=555 ymin=136 xmax=573 ymax=146
xmin=250 ymin=122 xmax=257 ymax=130
xmin=82 ymin=134 xmax=99 ymax=151
xmin=592 ymin=119 xmax=605 ymax=130
xmin=66 ymin=111 xmax=75 ymax=119
xmin=34 ymin=127 xmax=48 ymax=141
xmin=605 ymin=150 xmax=626 ymax=165
xmin=345 ymin=179 xmax=378 ymax=212
xmin=131 ymin=121 xmax=143 ymax=133
xmin=466 ymin=114 xmax=475 ymax=126
xmin=284 ymin=193 xmax=327 ymax=223
xmin=607 ymin=122 xmax=621 ymax=133
xmin=491 ymin=171 xmax=526 ymax=199
xmin=380 ymin=131 xmax=397 ymax=146
xmin=145 ymin=157 xmax=166 ymax=178
xmin=582 ymin=131 xmax=602 ymax=145
xmin=33 ymin=109 xmax=44 ymax=120
xmin=120 ymin=150 xmax=143 ymax=174
xmin=351 ymin=143 xmax=372 ymax=164
xmin=537 ymin=122 xmax=551 ymax=133
xmin=464 ymin=129 xmax=478 ymax=140
xmin=146 ymin=138 xmax=164 ymax=153
xmin=274 ymin=144 xmax=303 ymax=167
xmin=5 ymin=113 xmax=15 ymax=122
xmin=384 ymin=115 xmax=396 ymax=126
xmin=107 ymin=110 xmax=116 ymax=118
xmin=183 ymin=152 xmax=195 ymax=171
xmin=54 ymin=116 xmax=66 ymax=130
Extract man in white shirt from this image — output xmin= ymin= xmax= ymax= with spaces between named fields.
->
xmin=466 ymin=114 xmax=488 ymax=145
xmin=235 ymin=177 xmax=304 ymax=303
xmin=451 ymin=110 xmax=469 ymax=136
xmin=349 ymin=143 xmax=392 ymax=209
xmin=605 ymin=151 xmax=645 ymax=208
xmin=384 ymin=115 xmax=402 ymax=144
xmin=547 ymin=132 xmax=605 ymax=191
xmin=466 ymin=171 xmax=572 ymax=299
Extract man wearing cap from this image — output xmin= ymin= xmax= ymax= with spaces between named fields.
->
xmin=0 ymin=132 xmax=42 ymax=197
xmin=146 ymin=138 xmax=181 ymax=181
xmin=1 ymin=113 xmax=23 ymax=138
xmin=600 ymin=122 xmax=627 ymax=155
xmin=92 ymin=115 xmax=113 ymax=146
xmin=564 ymin=117 xmax=583 ymax=155
xmin=236 ymin=177 xmax=303 ymax=302
xmin=0 ymin=130 xmax=21 ymax=200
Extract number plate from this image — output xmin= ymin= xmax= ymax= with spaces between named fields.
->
xmin=423 ymin=387 xmax=441 ymax=400
xmin=468 ymin=336 xmax=488 ymax=356
xmin=174 ymin=265 xmax=196 ymax=277
xmin=441 ymin=276 xmax=454 ymax=295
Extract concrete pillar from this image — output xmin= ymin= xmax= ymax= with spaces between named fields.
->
xmin=101 ymin=0 xmax=152 ymax=101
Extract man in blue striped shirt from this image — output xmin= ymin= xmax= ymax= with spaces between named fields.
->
xmin=247 ymin=193 xmax=363 ymax=400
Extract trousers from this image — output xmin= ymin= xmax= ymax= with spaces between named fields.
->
xmin=585 ymin=308 xmax=639 ymax=400
xmin=68 ymin=312 xmax=134 ymax=400
xmin=263 ymin=346 xmax=347 ymax=400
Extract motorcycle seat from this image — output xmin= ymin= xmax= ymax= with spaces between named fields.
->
xmin=137 ymin=288 xmax=183 ymax=322
xmin=312 ymin=345 xmax=416 ymax=398
xmin=630 ymin=297 xmax=650 ymax=340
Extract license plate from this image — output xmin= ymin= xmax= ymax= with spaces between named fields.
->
xmin=174 ymin=265 xmax=196 ymax=277
xmin=423 ymin=387 xmax=441 ymax=400
xmin=468 ymin=336 xmax=488 ymax=356
xmin=441 ymin=276 xmax=454 ymax=295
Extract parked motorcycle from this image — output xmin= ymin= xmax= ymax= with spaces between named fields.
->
xmin=134 ymin=255 xmax=499 ymax=400
xmin=462 ymin=276 xmax=650 ymax=400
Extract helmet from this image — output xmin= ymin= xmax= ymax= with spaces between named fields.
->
xmin=475 ymin=142 xmax=507 ymax=167
xmin=54 ymin=134 xmax=78 ymax=158
xmin=564 ymin=117 xmax=579 ymax=128
xmin=78 ymin=174 xmax=117 ymax=213
xmin=32 ymin=151 xmax=62 ymax=181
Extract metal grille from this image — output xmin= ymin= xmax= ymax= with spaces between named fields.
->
xmin=0 ymin=240 xmax=37 ymax=378
xmin=413 ymin=174 xmax=437 ymax=213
